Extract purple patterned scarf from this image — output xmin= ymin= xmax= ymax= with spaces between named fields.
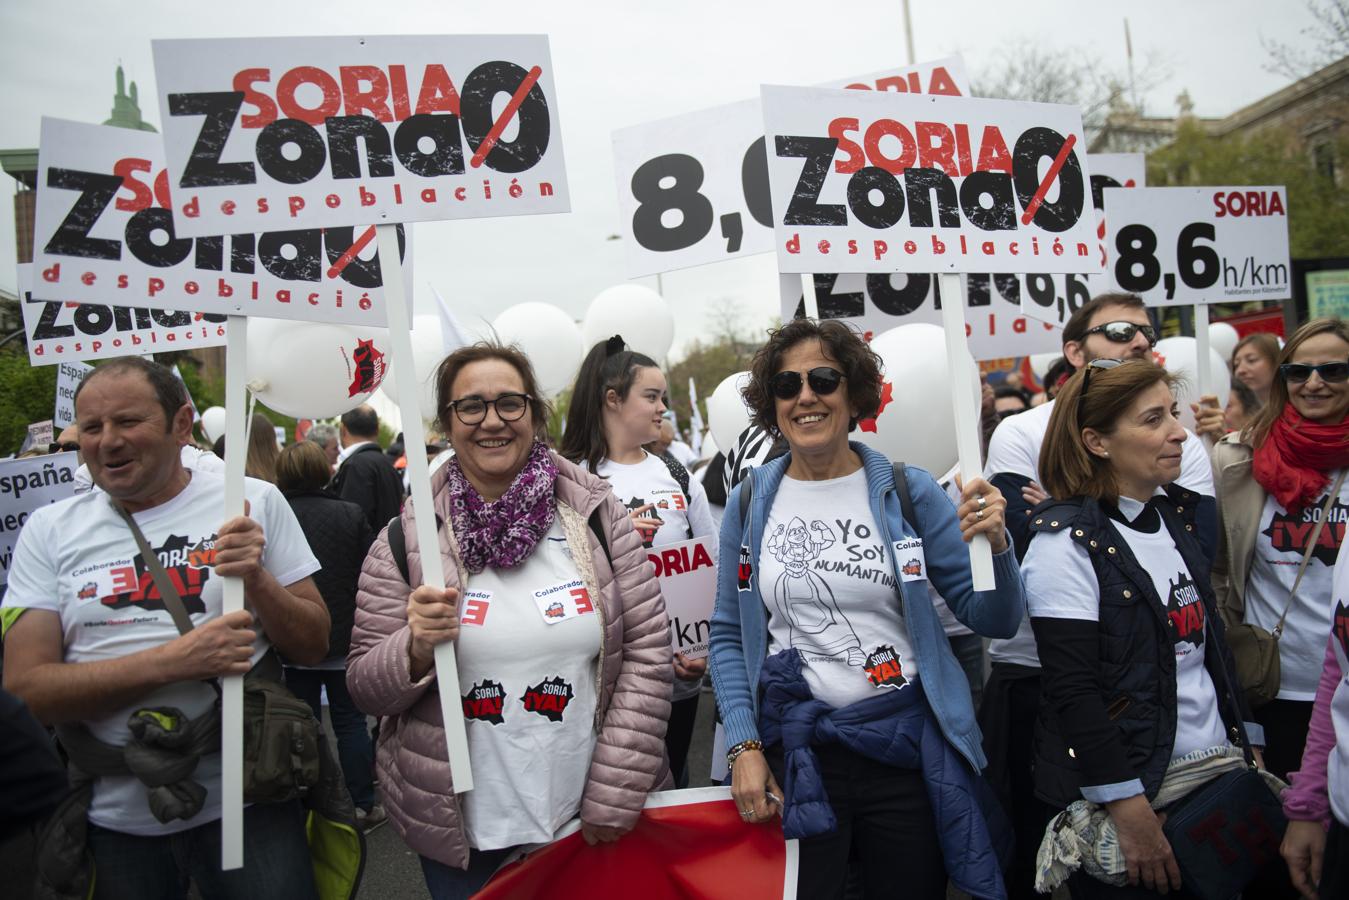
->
xmin=445 ymin=440 xmax=558 ymax=573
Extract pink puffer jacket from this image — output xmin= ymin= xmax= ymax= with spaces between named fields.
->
xmin=346 ymin=452 xmax=673 ymax=868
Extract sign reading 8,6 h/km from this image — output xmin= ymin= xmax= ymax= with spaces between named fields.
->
xmin=759 ymin=87 xmax=1100 ymax=275
xmin=152 ymin=35 xmax=569 ymax=238
xmin=1104 ymin=186 xmax=1290 ymax=305
xmin=611 ymin=57 xmax=969 ymax=277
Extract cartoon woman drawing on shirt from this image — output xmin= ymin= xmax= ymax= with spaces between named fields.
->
xmin=768 ymin=517 xmax=865 ymax=665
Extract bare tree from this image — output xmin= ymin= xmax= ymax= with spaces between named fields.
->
xmin=972 ymin=43 xmax=1170 ymax=133
xmin=1263 ymin=0 xmax=1349 ymax=80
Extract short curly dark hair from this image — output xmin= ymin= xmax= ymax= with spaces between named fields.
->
xmin=743 ymin=319 xmax=884 ymax=437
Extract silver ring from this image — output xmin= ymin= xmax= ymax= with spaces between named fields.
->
xmin=741 ymin=809 xmax=753 ymax=818
xmin=977 ymin=495 xmax=987 ymax=509
xmin=976 ymin=509 xmax=985 ymax=520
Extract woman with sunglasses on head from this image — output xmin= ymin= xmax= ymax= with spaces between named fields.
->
xmin=1211 ymin=319 xmax=1349 ymax=791
xmin=560 ymin=336 xmax=717 ymax=787
xmin=709 ymin=319 xmax=1024 ymax=900
xmin=347 ymin=342 xmax=672 ymax=900
xmin=1024 ymin=358 xmax=1266 ymax=899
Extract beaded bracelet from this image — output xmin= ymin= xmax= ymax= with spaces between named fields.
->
xmin=726 ymin=739 xmax=764 ymax=769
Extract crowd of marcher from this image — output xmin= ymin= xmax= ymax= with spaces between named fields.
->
xmin=2 ymin=294 xmax=1348 ymax=900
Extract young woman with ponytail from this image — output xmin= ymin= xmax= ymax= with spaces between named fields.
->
xmin=561 ymin=336 xmax=717 ymax=786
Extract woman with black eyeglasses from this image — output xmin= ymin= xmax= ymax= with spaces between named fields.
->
xmin=1212 ymin=318 xmax=1349 ymax=793
xmin=561 ymin=336 xmax=717 ymax=787
xmin=708 ymin=318 xmax=1024 ymax=899
xmin=348 ymin=342 xmax=672 ymax=899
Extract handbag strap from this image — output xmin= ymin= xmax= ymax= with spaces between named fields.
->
xmin=1273 ymin=469 xmax=1347 ymax=640
xmin=109 ymin=499 xmax=195 ymax=637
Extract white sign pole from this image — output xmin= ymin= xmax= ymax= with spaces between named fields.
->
xmin=375 ymin=224 xmax=474 ymax=793
xmin=938 ymin=274 xmax=995 ymax=591
xmin=800 ymin=274 xmax=820 ymax=320
xmin=1194 ymin=304 xmax=1211 ymax=400
xmin=220 ymin=315 xmax=248 ymax=869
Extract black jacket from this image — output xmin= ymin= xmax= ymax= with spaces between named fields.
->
xmin=1028 ymin=485 xmax=1253 ymax=809
xmin=331 ymin=443 xmax=404 ymax=534
xmin=283 ymin=489 xmax=375 ymax=662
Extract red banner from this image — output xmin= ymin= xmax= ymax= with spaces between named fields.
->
xmin=473 ymin=788 xmax=797 ymax=899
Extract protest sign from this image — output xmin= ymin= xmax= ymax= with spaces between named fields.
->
xmin=18 ymin=421 xmax=55 ymax=456
xmin=612 ymin=57 xmax=969 ymax=276
xmin=31 ymin=118 xmax=409 ymax=326
xmin=759 ymin=87 xmax=1099 ymax=276
xmin=19 ymin=263 xmax=227 ymax=367
xmin=1019 ymin=152 xmax=1145 ymax=329
xmin=172 ymin=365 xmax=201 ymax=422
xmin=0 ymin=452 xmax=79 ymax=586
xmin=649 ymin=536 xmax=716 ymax=660
xmin=55 ymin=361 xmax=94 ymax=429
xmin=476 ymin=787 xmax=798 ymax=900
xmin=779 ymin=272 xmax=1061 ymax=360
xmin=152 ymin=35 xmax=569 ymax=238
xmin=1103 ymin=185 xmax=1291 ymax=307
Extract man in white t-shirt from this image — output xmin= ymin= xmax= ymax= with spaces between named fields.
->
xmin=2 ymin=358 xmax=328 ymax=898
xmin=977 ymin=291 xmax=1220 ymax=900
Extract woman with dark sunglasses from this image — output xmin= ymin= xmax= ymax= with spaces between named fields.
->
xmin=708 ymin=318 xmax=1024 ymax=899
xmin=1210 ymin=318 xmax=1349 ymax=799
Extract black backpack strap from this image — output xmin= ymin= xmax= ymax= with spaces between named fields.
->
xmin=588 ymin=509 xmax=612 ymax=568
xmin=389 ymin=513 xmax=444 ymax=586
xmin=658 ymin=451 xmax=695 ymax=538
xmin=892 ymin=462 xmax=917 ymax=532
xmin=738 ymin=468 xmax=754 ymax=526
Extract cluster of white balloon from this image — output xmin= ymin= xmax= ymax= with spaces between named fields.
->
xmin=200 ymin=285 xmax=678 ymax=437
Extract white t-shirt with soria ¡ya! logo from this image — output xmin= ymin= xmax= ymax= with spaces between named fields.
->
xmin=2 ymin=471 xmax=318 ymax=836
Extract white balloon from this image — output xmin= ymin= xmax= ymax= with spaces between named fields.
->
xmin=1029 ymin=351 xmax=1060 ymax=380
xmin=1154 ymin=337 xmax=1231 ymax=432
xmin=246 ymin=318 xmax=392 ymax=418
xmin=380 ymin=315 xmax=445 ymax=423
xmin=200 ymin=406 xmax=227 ymax=443
xmin=854 ymin=323 xmax=978 ymax=474
xmin=581 ymin=284 xmax=675 ymax=362
xmin=698 ymin=430 xmax=719 ymax=462
xmin=1208 ymin=322 xmax=1240 ymax=362
xmin=707 ymin=372 xmax=754 ymax=454
xmin=491 ymin=302 xmax=584 ymax=397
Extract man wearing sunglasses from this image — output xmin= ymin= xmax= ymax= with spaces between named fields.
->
xmin=976 ymin=291 xmax=1219 ymax=900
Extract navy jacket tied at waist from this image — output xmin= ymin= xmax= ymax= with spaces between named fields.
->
xmin=759 ymin=649 xmax=1012 ymax=900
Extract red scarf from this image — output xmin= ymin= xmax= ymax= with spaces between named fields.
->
xmin=1252 ymin=405 xmax=1349 ymax=511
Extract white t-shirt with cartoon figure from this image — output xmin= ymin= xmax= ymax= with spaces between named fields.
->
xmin=1244 ymin=475 xmax=1349 ymax=701
xmin=2 ymin=471 xmax=319 ymax=835
xmin=456 ymin=519 xmax=601 ymax=850
xmin=761 ymin=469 xmax=917 ymax=709
xmin=1024 ymin=498 xmax=1227 ymax=761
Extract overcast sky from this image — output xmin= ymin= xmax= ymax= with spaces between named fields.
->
xmin=0 ymin=0 xmax=1324 ymax=357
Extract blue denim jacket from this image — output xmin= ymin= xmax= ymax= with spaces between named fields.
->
xmin=708 ymin=443 xmax=1026 ymax=772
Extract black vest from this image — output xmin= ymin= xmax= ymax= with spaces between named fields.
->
xmin=1030 ymin=485 xmax=1250 ymax=807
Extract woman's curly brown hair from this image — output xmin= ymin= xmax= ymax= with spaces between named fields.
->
xmin=743 ymin=319 xmax=884 ymax=438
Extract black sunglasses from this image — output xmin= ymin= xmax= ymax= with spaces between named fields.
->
xmin=1084 ymin=321 xmax=1159 ymax=347
xmin=47 ymin=441 xmax=80 ymax=454
xmin=1077 ymin=358 xmax=1124 ymax=419
xmin=769 ymin=367 xmax=846 ymax=401
xmin=1280 ymin=362 xmax=1349 ymax=384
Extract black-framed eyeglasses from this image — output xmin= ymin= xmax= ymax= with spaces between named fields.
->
xmin=1084 ymin=321 xmax=1159 ymax=347
xmin=1280 ymin=361 xmax=1349 ymax=384
xmin=996 ymin=408 xmax=1026 ymax=421
xmin=1078 ymin=358 xmax=1125 ymax=419
xmin=446 ymin=393 xmax=532 ymax=425
xmin=769 ymin=367 xmax=846 ymax=401
xmin=47 ymin=441 xmax=80 ymax=454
